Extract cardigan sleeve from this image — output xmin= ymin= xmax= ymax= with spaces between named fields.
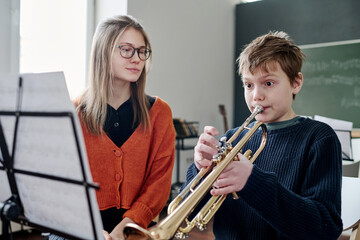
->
xmin=123 ymin=98 xmax=176 ymax=228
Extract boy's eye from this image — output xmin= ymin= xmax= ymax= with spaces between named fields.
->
xmin=266 ymin=81 xmax=274 ymax=86
xmin=244 ymin=83 xmax=252 ymax=89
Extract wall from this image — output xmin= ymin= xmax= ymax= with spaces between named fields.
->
xmin=127 ymin=0 xmax=235 ymax=134
xmin=94 ymin=0 xmax=127 ymax=24
xmin=0 ymin=0 xmax=20 ymax=74
xmin=127 ymin=0 xmax=236 ymax=182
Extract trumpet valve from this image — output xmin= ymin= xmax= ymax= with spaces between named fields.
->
xmin=212 ymin=153 xmax=222 ymax=163
xmin=243 ymin=149 xmax=253 ymax=159
xmin=175 ymin=231 xmax=188 ymax=239
xmin=216 ymin=137 xmax=228 ymax=150
xmin=196 ymin=222 xmax=207 ymax=231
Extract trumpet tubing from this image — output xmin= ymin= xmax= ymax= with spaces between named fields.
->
xmin=124 ymin=105 xmax=267 ymax=240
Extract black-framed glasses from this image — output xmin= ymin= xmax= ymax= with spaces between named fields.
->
xmin=117 ymin=45 xmax=152 ymax=61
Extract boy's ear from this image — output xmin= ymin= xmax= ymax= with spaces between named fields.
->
xmin=292 ymin=72 xmax=303 ymax=95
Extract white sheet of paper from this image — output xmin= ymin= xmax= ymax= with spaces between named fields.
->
xmin=0 ymin=170 xmax=12 ymax=202
xmin=14 ymin=117 xmax=84 ymax=180
xmin=314 ymin=115 xmax=353 ymax=160
xmin=0 ymin=73 xmax=17 ymax=204
xmin=20 ymin=72 xmax=74 ymax=112
xmin=0 ymin=116 xmax=17 ymax=156
xmin=0 ymin=73 xmax=18 ymax=112
xmin=314 ymin=115 xmax=353 ymax=131
xmin=0 ymin=72 xmax=103 ymax=239
xmin=16 ymin=174 xmax=102 ymax=239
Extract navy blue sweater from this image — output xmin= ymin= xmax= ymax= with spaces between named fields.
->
xmin=185 ymin=117 xmax=343 ymax=240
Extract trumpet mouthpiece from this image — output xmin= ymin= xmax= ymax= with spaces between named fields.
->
xmin=254 ymin=105 xmax=263 ymax=113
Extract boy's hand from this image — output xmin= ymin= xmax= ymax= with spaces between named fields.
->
xmin=210 ymin=153 xmax=253 ymax=196
xmin=194 ymin=126 xmax=219 ymax=170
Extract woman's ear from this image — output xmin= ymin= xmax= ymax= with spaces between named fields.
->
xmin=292 ymin=72 xmax=303 ymax=95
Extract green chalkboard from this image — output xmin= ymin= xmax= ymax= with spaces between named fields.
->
xmin=293 ymin=41 xmax=360 ymax=128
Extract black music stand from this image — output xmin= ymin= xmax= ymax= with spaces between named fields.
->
xmin=0 ymin=72 xmax=103 ymax=240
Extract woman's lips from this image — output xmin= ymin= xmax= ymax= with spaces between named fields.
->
xmin=127 ymin=68 xmax=140 ymax=73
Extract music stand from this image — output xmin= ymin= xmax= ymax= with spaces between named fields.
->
xmin=0 ymin=72 xmax=103 ymax=239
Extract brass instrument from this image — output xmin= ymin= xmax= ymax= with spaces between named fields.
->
xmin=124 ymin=105 xmax=267 ymax=240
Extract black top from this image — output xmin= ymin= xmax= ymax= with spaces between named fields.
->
xmin=103 ymin=96 xmax=155 ymax=148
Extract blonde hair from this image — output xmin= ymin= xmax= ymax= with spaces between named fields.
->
xmin=77 ymin=15 xmax=152 ymax=135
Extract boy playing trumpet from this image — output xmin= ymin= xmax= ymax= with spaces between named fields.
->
xmin=186 ymin=31 xmax=343 ymax=239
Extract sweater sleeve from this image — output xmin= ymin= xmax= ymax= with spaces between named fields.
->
xmin=239 ymin=129 xmax=343 ymax=239
xmin=123 ymin=99 xmax=176 ymax=228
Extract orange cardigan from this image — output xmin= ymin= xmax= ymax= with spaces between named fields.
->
xmin=80 ymin=97 xmax=175 ymax=228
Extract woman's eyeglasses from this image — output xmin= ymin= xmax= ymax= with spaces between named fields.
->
xmin=117 ymin=45 xmax=152 ymax=61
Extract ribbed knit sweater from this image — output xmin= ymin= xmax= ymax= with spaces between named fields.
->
xmin=185 ymin=117 xmax=343 ymax=240
xmin=80 ymin=97 xmax=175 ymax=228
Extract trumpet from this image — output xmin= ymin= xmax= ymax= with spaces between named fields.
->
xmin=124 ymin=105 xmax=267 ymax=240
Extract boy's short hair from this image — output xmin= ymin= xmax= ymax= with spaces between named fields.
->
xmin=237 ymin=31 xmax=305 ymax=86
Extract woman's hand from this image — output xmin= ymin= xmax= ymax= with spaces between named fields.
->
xmin=103 ymin=230 xmax=112 ymax=240
xmin=194 ymin=126 xmax=219 ymax=170
xmin=103 ymin=217 xmax=136 ymax=240
xmin=210 ymin=153 xmax=253 ymax=196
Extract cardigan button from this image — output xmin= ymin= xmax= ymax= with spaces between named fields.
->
xmin=115 ymin=173 xmax=121 ymax=181
xmin=114 ymin=150 xmax=121 ymax=157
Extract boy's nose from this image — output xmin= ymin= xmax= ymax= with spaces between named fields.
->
xmin=253 ymin=87 xmax=265 ymax=101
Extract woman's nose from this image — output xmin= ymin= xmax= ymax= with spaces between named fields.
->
xmin=130 ymin=51 xmax=141 ymax=63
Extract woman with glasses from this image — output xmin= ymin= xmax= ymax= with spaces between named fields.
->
xmin=50 ymin=15 xmax=175 ymax=240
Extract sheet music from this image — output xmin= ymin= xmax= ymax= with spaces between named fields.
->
xmin=314 ymin=115 xmax=353 ymax=131
xmin=0 ymin=74 xmax=17 ymax=204
xmin=0 ymin=73 xmax=18 ymax=111
xmin=314 ymin=115 xmax=353 ymax=160
xmin=16 ymin=174 xmax=102 ymax=239
xmin=0 ymin=116 xmax=16 ymax=155
xmin=0 ymin=72 xmax=104 ymax=239
xmin=0 ymin=171 xmax=11 ymax=202
xmin=14 ymin=117 xmax=83 ymax=180
xmin=20 ymin=72 xmax=74 ymax=112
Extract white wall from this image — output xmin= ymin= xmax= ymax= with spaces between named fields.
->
xmin=95 ymin=0 xmax=127 ymax=24
xmin=0 ymin=0 xmax=20 ymax=74
xmin=128 ymin=0 xmax=235 ymax=135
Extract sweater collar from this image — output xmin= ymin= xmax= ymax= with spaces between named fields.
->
xmin=264 ymin=116 xmax=303 ymax=131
